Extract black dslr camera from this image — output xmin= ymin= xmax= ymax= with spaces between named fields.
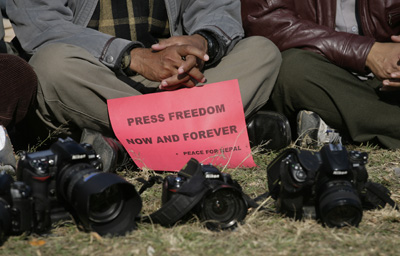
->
xmin=267 ymin=144 xmax=394 ymax=228
xmin=147 ymin=158 xmax=248 ymax=230
xmin=0 ymin=138 xmax=141 ymax=244
xmin=0 ymin=173 xmax=34 ymax=244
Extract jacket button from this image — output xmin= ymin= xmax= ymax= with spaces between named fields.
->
xmin=106 ymin=56 xmax=114 ymax=63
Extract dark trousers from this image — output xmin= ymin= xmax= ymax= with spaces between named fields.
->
xmin=269 ymin=48 xmax=400 ymax=149
xmin=0 ymin=54 xmax=37 ymax=128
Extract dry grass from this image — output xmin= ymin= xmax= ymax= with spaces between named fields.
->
xmin=1 ymin=143 xmax=400 ymax=256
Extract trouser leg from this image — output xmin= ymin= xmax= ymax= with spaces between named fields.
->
xmin=29 ymin=43 xmax=143 ymax=137
xmin=203 ymin=36 xmax=281 ymax=118
xmin=270 ymin=48 xmax=400 ymax=148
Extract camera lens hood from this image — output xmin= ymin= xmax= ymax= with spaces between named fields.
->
xmin=197 ymin=185 xmax=248 ymax=230
xmin=318 ymin=181 xmax=363 ymax=228
xmin=63 ymin=171 xmax=142 ymax=236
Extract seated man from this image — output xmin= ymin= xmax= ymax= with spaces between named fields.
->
xmin=7 ymin=0 xmax=285 ymax=171
xmin=242 ymin=0 xmax=400 ymax=148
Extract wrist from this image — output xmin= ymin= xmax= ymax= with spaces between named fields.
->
xmin=129 ymin=48 xmax=149 ymax=76
xmin=120 ymin=49 xmax=137 ymax=76
xmin=191 ymin=34 xmax=208 ymax=53
xmin=194 ymin=30 xmax=220 ymax=63
xmin=365 ymin=42 xmax=379 ymax=73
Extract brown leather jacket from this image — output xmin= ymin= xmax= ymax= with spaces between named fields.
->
xmin=241 ymin=0 xmax=400 ymax=74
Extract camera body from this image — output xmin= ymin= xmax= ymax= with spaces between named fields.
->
xmin=267 ymin=144 xmax=374 ymax=227
xmin=16 ymin=137 xmax=101 ymax=233
xmin=0 ymin=138 xmax=100 ymax=239
xmin=0 ymin=174 xmax=34 ymax=240
xmin=0 ymin=138 xmax=141 ymax=242
xmin=162 ymin=160 xmax=248 ymax=230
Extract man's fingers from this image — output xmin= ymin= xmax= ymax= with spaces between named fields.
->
xmin=178 ymin=55 xmax=196 ymax=74
xmin=178 ymin=55 xmax=206 ymax=81
xmin=391 ymin=35 xmax=400 ymax=43
xmin=159 ymin=70 xmax=203 ymax=90
xmin=185 ymin=67 xmax=206 ymax=83
xmin=181 ymin=78 xmax=198 ymax=88
xmin=177 ymin=45 xmax=209 ymax=62
xmin=382 ymin=78 xmax=400 ymax=89
xmin=391 ymin=71 xmax=400 ymax=79
xmin=152 ymin=42 xmax=168 ymax=51
xmin=152 ymin=39 xmax=209 ymax=62
xmin=152 ymin=37 xmax=182 ymax=50
xmin=159 ymin=73 xmax=191 ymax=90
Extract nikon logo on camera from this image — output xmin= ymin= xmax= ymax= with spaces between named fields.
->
xmin=333 ymin=170 xmax=348 ymax=175
xmin=205 ymin=173 xmax=220 ymax=179
xmin=71 ymin=154 xmax=87 ymax=160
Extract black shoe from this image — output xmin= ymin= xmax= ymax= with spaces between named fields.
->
xmin=246 ymin=111 xmax=291 ymax=150
xmin=80 ymin=129 xmax=127 ymax=172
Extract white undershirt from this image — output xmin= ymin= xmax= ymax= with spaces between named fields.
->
xmin=335 ymin=0 xmax=359 ymax=34
xmin=335 ymin=0 xmax=373 ymax=78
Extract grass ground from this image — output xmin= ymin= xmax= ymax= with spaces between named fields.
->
xmin=1 ymin=143 xmax=400 ymax=256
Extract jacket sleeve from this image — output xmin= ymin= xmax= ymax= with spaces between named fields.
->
xmin=6 ymin=0 xmax=143 ymax=70
xmin=181 ymin=0 xmax=244 ymax=55
xmin=241 ymin=0 xmax=375 ymax=74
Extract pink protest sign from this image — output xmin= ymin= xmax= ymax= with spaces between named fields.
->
xmin=107 ymin=79 xmax=256 ymax=171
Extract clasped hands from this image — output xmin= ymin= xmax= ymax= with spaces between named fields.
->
xmin=366 ymin=35 xmax=400 ymax=91
xmin=129 ymin=34 xmax=209 ymax=91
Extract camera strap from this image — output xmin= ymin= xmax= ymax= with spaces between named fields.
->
xmin=364 ymin=181 xmax=399 ymax=210
xmin=138 ymin=159 xmax=212 ymax=226
xmin=144 ymin=188 xmax=209 ymax=226
xmin=136 ymin=176 xmax=164 ymax=195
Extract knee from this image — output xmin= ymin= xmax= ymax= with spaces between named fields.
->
xmin=29 ymin=43 xmax=86 ymax=84
xmin=278 ymin=49 xmax=318 ymax=84
xmin=240 ymin=36 xmax=282 ymax=68
xmin=274 ymin=49 xmax=315 ymax=94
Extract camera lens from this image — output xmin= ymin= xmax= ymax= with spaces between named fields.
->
xmin=318 ymin=180 xmax=362 ymax=227
xmin=198 ymin=188 xmax=247 ymax=230
xmin=88 ymin=184 xmax=124 ymax=223
xmin=57 ymin=163 xmax=142 ymax=236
